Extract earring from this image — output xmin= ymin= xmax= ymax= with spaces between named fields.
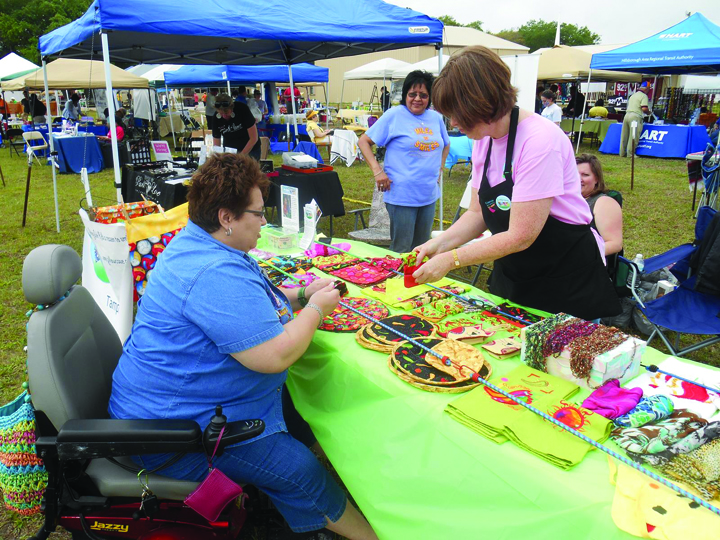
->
xmin=216 ymin=113 xmax=222 ymax=119
xmin=230 ymin=112 xmax=235 ymax=118
xmin=225 ymin=227 xmax=232 ymax=236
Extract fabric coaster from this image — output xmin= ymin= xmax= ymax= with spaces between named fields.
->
xmin=355 ymin=324 xmax=395 ymax=353
xmin=481 ymin=337 xmax=522 ymax=359
xmin=614 ymin=395 xmax=675 ymax=428
xmin=317 ymin=297 xmax=389 ymax=332
xmin=413 ymin=298 xmax=465 ymax=322
xmin=612 ymin=409 xmax=709 ymax=455
xmin=279 ymin=271 xmax=320 ymax=289
xmin=311 ymin=253 xmax=361 ymax=272
xmin=366 ymin=315 xmax=436 ymax=345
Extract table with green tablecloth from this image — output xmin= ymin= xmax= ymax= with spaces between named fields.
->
xmin=560 ymin=118 xmax=617 ymax=142
xmin=255 ymin=237 xmax=707 ymax=539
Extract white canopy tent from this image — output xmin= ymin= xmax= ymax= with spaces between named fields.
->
xmin=340 ymin=58 xmax=410 ymax=112
xmin=391 ymin=55 xmax=451 ymax=79
xmin=0 ymin=53 xmax=39 ymax=80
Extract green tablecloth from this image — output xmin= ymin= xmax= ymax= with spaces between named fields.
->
xmin=560 ymin=118 xmax=617 ymax=142
xmin=259 ymin=238 xmax=678 ymax=539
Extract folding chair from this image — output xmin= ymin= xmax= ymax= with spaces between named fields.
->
xmin=621 ymin=206 xmax=720 ymax=357
xmin=6 ymin=128 xmax=25 ymax=157
xmin=22 ymin=130 xmax=49 ymax=164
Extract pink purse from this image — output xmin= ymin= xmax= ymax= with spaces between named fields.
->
xmin=184 ymin=427 xmax=244 ymax=521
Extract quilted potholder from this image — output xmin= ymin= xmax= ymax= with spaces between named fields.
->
xmin=312 ymin=254 xmax=361 ymax=272
xmin=366 ymin=315 xmax=436 ymax=345
xmin=329 ymin=261 xmax=395 ymax=286
xmin=317 ymin=297 xmax=389 ymax=332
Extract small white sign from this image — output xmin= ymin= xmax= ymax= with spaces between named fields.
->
xmin=151 ymin=140 xmax=173 ymax=162
xmin=281 ymin=185 xmax=300 ymax=232
xmin=299 ymin=199 xmax=322 ymax=250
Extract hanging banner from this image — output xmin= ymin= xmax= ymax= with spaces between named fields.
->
xmin=79 ymin=209 xmax=133 ymax=343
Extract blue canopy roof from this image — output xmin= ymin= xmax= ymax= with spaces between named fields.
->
xmin=39 ymin=0 xmax=443 ymax=65
xmin=591 ymin=13 xmax=720 ymax=74
xmin=164 ymin=63 xmax=329 ymax=86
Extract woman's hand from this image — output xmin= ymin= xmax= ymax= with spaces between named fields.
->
xmin=414 ymin=237 xmax=442 ymax=264
xmin=305 ymin=278 xmax=333 ymax=298
xmin=375 ymin=171 xmax=392 ymax=193
xmin=308 ymin=282 xmax=341 ymax=316
xmin=412 ymin=252 xmax=453 ymax=285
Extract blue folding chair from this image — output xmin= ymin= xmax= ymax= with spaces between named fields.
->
xmin=622 ymin=206 xmax=720 ymax=357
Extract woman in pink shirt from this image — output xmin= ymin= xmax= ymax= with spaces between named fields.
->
xmin=413 ymin=46 xmax=620 ymax=321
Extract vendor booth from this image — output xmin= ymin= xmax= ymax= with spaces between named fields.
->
xmin=339 ymin=57 xmax=410 ymax=112
xmin=591 ymin=13 xmax=720 ymax=155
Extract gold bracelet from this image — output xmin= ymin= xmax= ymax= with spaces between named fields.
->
xmin=452 ymin=249 xmax=460 ymax=268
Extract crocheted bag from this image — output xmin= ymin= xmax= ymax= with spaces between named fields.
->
xmin=0 ymin=392 xmax=47 ymax=515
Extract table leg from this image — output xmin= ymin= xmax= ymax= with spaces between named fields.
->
xmin=692 ymin=180 xmax=698 ymax=212
xmin=0 ymin=163 xmax=5 ymax=187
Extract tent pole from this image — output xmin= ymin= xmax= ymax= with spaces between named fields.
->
xmin=575 ymin=70 xmax=592 ymax=154
xmin=166 ymin=83 xmax=176 ymax=149
xmin=339 ymin=79 xmax=345 ymax=116
xmin=226 ymin=80 xmax=231 ymax=95
xmin=42 ymin=59 xmax=60 ymax=233
xmin=324 ymin=81 xmax=329 ymax=129
xmin=148 ymin=88 xmax=156 ymax=137
xmin=382 ymin=74 xmax=386 ymax=112
xmin=288 ymin=65 xmax=298 ymax=139
xmin=438 ymin=47 xmax=445 ymax=231
xmin=101 ymin=32 xmax=123 ymax=204
xmin=650 ymin=74 xmax=658 ymax=109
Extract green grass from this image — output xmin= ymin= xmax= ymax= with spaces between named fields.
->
xmin=0 ymin=135 xmax=717 ymax=538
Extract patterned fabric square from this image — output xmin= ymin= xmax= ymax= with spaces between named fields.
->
xmin=329 ymin=261 xmax=394 ymax=286
xmin=311 ymin=254 xmax=361 ymax=272
xmin=317 ymin=297 xmax=389 ymax=332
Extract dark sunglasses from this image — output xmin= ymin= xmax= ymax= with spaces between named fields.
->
xmin=408 ymin=92 xmax=429 ymax=100
xmin=216 ymin=100 xmax=233 ymax=108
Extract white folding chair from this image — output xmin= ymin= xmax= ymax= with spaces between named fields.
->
xmin=22 ymin=131 xmax=49 ymax=164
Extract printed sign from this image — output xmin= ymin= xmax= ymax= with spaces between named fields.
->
xmin=151 ymin=140 xmax=173 ymax=162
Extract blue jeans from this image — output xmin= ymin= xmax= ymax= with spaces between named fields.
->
xmin=385 ymin=201 xmax=436 ymax=253
xmin=135 ymin=387 xmax=346 ymax=533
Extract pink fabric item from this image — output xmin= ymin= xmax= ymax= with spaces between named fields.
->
xmin=304 ymin=243 xmax=352 ymax=258
xmin=581 ymin=380 xmax=644 ymax=420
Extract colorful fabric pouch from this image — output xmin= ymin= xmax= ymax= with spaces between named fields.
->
xmin=611 ymin=409 xmax=708 ymax=455
xmin=614 ymin=395 xmax=675 ymax=429
xmin=0 ymin=392 xmax=47 ymax=516
xmin=412 ymin=298 xmax=465 ymax=322
xmin=304 ymin=242 xmax=351 ymax=258
xmin=279 ymin=271 xmax=320 ymax=289
xmin=581 ymin=379 xmax=644 ymax=420
xmin=329 ymin=261 xmax=395 ymax=286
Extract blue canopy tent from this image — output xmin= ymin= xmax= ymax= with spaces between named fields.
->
xmin=37 ymin=0 xmax=443 ymax=227
xmin=163 ymin=63 xmax=331 ymax=147
xmin=590 ymin=13 xmax=720 ymax=74
xmin=574 ymin=13 xmax=720 ymax=153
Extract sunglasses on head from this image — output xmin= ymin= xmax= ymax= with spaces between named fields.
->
xmin=216 ymin=101 xmax=233 ymax=108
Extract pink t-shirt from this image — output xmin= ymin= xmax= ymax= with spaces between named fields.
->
xmin=470 ymin=114 xmax=604 ymax=255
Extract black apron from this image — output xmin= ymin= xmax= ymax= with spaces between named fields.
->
xmin=478 ymin=107 xmax=621 ymax=320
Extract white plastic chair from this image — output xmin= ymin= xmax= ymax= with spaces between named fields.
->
xmin=22 ymin=131 xmax=49 ymax=164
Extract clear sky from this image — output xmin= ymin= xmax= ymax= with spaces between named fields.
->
xmin=384 ymin=0 xmax=720 ymax=46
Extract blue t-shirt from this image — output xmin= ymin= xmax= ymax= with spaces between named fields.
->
xmin=109 ymin=220 xmax=293 ymax=441
xmin=366 ymin=105 xmax=450 ymax=207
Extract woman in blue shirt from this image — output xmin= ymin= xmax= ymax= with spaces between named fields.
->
xmin=109 ymin=154 xmax=378 ymax=539
xmin=359 ymin=70 xmax=450 ymax=253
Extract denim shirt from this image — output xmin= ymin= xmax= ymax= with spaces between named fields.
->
xmin=109 ymin=220 xmax=293 ymax=440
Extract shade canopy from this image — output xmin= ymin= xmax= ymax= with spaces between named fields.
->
xmin=590 ymin=13 xmax=720 ymax=74
xmin=392 ymin=55 xmax=451 ymax=79
xmin=164 ymin=63 xmax=329 ymax=86
xmin=136 ymin=64 xmax=183 ymax=85
xmin=537 ymin=45 xmax=641 ymax=82
xmin=1 ymin=58 xmax=150 ymax=90
xmin=0 ymin=53 xmax=39 ymax=81
xmin=39 ymin=0 xmax=444 ymax=64
xmin=344 ymin=58 xmax=411 ymax=80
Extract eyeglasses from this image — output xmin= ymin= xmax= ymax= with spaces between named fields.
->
xmin=216 ymin=101 xmax=233 ymax=108
xmin=243 ymin=209 xmax=266 ymax=219
xmin=407 ymin=92 xmax=429 ymax=100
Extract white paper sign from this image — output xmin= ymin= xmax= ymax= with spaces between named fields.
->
xmin=79 ymin=209 xmax=133 ymax=343
xmin=299 ymin=199 xmax=322 ymax=250
xmin=151 ymin=140 xmax=173 ymax=162
xmin=280 ymin=185 xmax=300 ymax=232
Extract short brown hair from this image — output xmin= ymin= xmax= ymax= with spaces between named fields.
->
xmin=433 ymin=46 xmax=518 ymax=129
xmin=187 ymin=153 xmax=270 ymax=233
xmin=575 ymin=153 xmax=606 ymax=197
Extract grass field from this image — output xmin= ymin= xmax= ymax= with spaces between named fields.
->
xmin=0 ymin=130 xmax=717 ymax=539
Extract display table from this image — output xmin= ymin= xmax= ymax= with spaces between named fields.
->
xmin=599 ymin=124 xmax=711 ymax=158
xmin=125 ymin=165 xmax=191 ymax=210
xmin=158 ymin=112 xmax=186 ymax=137
xmin=51 ymin=133 xmax=104 ymax=174
xmin=266 ymin=168 xmax=345 ymax=234
xmin=560 ymin=118 xmax=617 ymax=142
xmin=254 ymin=239 xmax=709 ymax=540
